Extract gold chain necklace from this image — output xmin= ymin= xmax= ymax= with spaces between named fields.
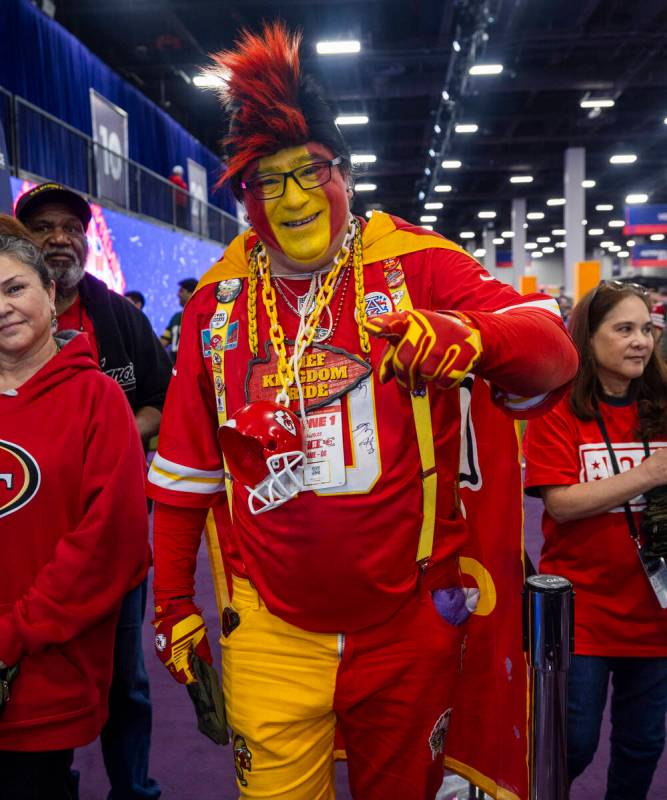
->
xmin=247 ymin=218 xmax=371 ymax=405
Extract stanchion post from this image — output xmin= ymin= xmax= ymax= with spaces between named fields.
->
xmin=523 ymin=574 xmax=574 ymax=800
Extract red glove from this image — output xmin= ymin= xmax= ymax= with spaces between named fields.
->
xmin=365 ymin=309 xmax=483 ymax=391
xmin=152 ymin=598 xmax=212 ymax=685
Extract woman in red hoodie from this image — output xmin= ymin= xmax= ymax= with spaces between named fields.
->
xmin=0 ymin=221 xmax=151 ymax=800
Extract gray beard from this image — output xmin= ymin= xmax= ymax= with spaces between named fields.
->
xmin=52 ymin=262 xmax=86 ymax=301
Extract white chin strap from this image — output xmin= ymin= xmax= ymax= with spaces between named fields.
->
xmin=246 ymin=451 xmax=305 ymax=515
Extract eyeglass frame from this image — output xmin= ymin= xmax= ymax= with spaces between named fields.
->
xmin=590 ymin=279 xmax=649 ymax=306
xmin=240 ymin=156 xmax=344 ymax=200
xmin=587 ymin=279 xmax=651 ymax=332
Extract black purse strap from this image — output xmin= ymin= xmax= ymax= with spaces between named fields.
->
xmin=594 ymin=410 xmax=648 ymax=545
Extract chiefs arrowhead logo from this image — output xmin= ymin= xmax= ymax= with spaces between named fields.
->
xmin=246 ymin=342 xmax=372 ymax=412
xmin=0 ymin=441 xmax=41 ymax=519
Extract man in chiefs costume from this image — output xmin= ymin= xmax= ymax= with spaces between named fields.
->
xmin=147 ymin=23 xmax=578 ymax=800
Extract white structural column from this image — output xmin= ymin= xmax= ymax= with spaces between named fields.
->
xmin=483 ymin=227 xmax=497 ymax=277
xmin=564 ymin=147 xmax=585 ymax=294
xmin=511 ymin=198 xmax=526 ymax=288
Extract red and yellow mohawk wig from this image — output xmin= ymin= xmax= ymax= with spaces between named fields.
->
xmin=208 ymin=21 xmax=350 ymax=197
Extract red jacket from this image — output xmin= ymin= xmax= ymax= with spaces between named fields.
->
xmin=0 ymin=334 xmax=150 ymax=751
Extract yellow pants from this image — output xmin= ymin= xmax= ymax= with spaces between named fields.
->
xmin=222 ymin=576 xmax=339 ymax=799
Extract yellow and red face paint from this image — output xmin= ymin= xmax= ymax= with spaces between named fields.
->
xmin=242 ymin=142 xmax=349 ymax=266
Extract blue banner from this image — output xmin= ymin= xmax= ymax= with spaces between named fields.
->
xmin=0 ymin=118 xmax=13 ymax=214
xmin=496 ymin=248 xmax=512 ymax=268
xmin=631 ymin=243 xmax=667 ymax=267
xmin=624 ymin=204 xmax=667 ymax=235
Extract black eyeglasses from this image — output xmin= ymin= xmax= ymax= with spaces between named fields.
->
xmin=240 ymin=157 xmax=343 ymax=200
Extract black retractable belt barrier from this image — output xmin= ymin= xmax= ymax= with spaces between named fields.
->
xmin=523 ymin=575 xmax=574 ymax=800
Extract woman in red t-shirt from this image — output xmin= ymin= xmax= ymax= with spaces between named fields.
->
xmin=524 ymin=281 xmax=667 ymax=799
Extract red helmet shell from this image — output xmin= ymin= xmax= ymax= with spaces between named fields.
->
xmin=218 ymin=401 xmax=304 ymax=487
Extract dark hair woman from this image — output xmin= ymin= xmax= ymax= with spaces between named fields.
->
xmin=523 ymin=281 xmax=667 ymax=799
xmin=0 ymin=219 xmax=150 ymax=799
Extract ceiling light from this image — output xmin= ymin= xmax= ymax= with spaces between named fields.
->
xmin=442 ymin=90 xmax=450 ymax=101
xmin=543 ymin=246 xmax=555 ymax=253
xmin=552 ymin=229 xmax=566 ymax=236
xmin=434 ymin=124 xmax=442 ymax=134
xmin=608 ymin=245 xmax=621 ymax=252
xmin=650 ymin=234 xmax=665 ymax=241
xmin=434 ymin=184 xmax=452 ymax=193
xmin=193 ymin=74 xmax=224 ymax=88
xmin=527 ymin=212 xmax=545 ymax=220
xmin=473 ymin=248 xmax=486 ymax=258
xmin=424 ymin=167 xmax=431 ymax=176
xmin=441 ymin=159 xmax=462 ymax=169
xmin=555 ymin=242 xmax=566 ymax=248
xmin=582 ymin=179 xmax=596 ymax=188
xmin=365 ymin=210 xmax=373 ymax=219
xmin=469 ymin=64 xmax=503 ymax=76
xmin=335 ymin=115 xmax=369 ymax=125
xmin=478 ymin=210 xmax=497 ymax=219
xmin=580 ymin=98 xmax=615 ymax=109
xmin=525 ymin=243 xmax=538 ymax=250
xmin=452 ymin=40 xmax=461 ymax=52
xmin=460 ymin=231 xmax=475 ymax=239
xmin=626 ymin=239 xmax=636 ymax=247
xmin=355 ymin=183 xmax=376 ymax=191
xmin=501 ymin=231 xmax=515 ymax=238
xmin=595 ymin=204 xmax=614 ymax=211
xmin=492 ymin=237 xmax=504 ymax=245
xmin=625 ymin=193 xmax=648 ymax=204
xmin=418 ymin=191 xmax=425 ymax=201
xmin=428 ymin=149 xmax=436 ymax=157
xmin=600 ymin=240 xmax=614 ymax=247
xmin=588 ymin=228 xmax=604 ymax=235
xmin=316 ymin=40 xmax=361 ymax=55
xmin=424 ymin=202 xmax=444 ymax=210
xmin=537 ymin=236 xmax=551 ymax=243
xmin=532 ymin=251 xmax=544 ymax=258
xmin=547 ymin=198 xmax=566 ymax=206
xmin=455 ymin=123 xmax=479 ymax=134
xmin=618 ymin=251 xmax=629 ymax=257
xmin=610 ymin=154 xmax=637 ymax=164
xmin=422 ymin=225 xmax=434 ymax=231
xmin=608 ymin=220 xmax=625 ymax=227
xmin=510 ymin=175 xmax=534 ymax=184
xmin=351 ymin=154 xmax=376 ymax=164
xmin=420 ymin=215 xmax=437 ymax=223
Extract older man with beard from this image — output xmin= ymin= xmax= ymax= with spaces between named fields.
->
xmin=15 ymin=182 xmax=170 ymax=800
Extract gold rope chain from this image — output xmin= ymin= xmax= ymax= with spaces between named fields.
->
xmin=247 ymin=217 xmax=370 ymax=406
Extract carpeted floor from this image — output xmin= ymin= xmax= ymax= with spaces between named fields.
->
xmin=72 ymin=493 xmax=667 ymax=799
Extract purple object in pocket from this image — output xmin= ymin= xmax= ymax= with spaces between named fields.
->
xmin=431 ymin=587 xmax=480 ymax=626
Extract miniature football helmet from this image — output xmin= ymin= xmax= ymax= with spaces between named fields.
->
xmin=218 ymin=401 xmax=305 ymax=515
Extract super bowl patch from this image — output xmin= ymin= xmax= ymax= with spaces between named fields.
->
xmin=154 ymin=633 xmax=167 ymax=652
xmin=382 ymin=256 xmax=400 ymax=270
xmin=210 ymin=310 xmax=228 ymax=329
xmin=429 ymin=708 xmax=452 ymax=760
xmin=390 ymin=289 xmax=405 ymax=306
xmin=216 ymin=278 xmax=243 ymax=304
xmin=224 ymin=321 xmax=239 ymax=350
xmin=362 ymin=291 xmax=392 ymax=318
xmin=200 ymin=329 xmax=212 ymax=358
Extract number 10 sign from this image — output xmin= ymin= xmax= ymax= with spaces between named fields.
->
xmin=90 ymin=89 xmax=129 ymax=208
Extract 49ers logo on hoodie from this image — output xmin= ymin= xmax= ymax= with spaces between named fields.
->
xmin=0 ymin=441 xmax=41 ymax=519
